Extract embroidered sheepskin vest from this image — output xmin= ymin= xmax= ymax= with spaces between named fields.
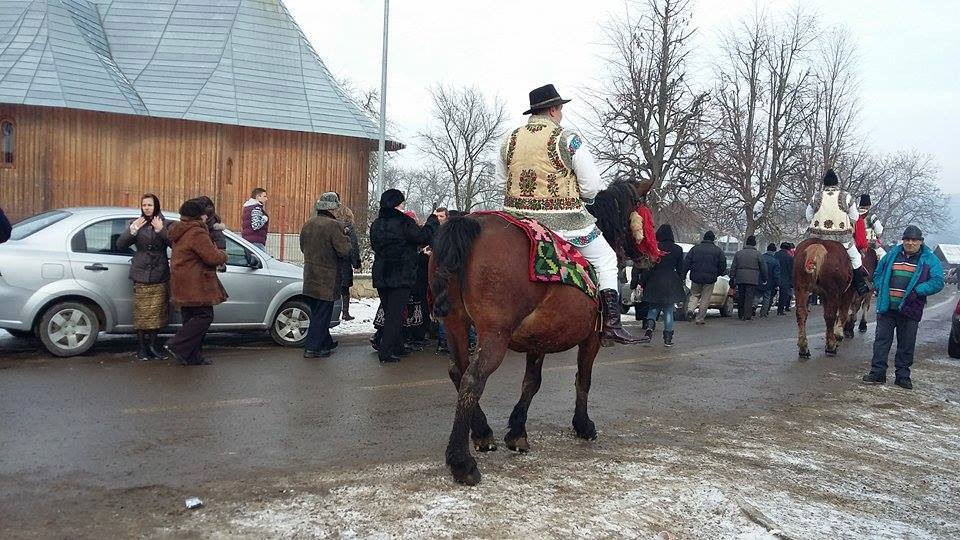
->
xmin=809 ymin=187 xmax=853 ymax=239
xmin=501 ymin=116 xmax=595 ymax=232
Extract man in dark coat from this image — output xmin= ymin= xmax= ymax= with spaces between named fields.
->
xmin=635 ymin=224 xmax=685 ymax=346
xmin=729 ymin=235 xmax=767 ymax=320
xmin=759 ymin=243 xmax=780 ymax=317
xmin=774 ymin=242 xmax=795 ymax=314
xmin=682 ymin=230 xmax=727 ymax=325
xmin=165 ymin=200 xmax=229 ymax=366
xmin=370 ymin=189 xmax=440 ymax=363
xmin=300 ymin=193 xmax=354 ymax=358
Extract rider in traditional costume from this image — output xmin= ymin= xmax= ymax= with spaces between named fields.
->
xmin=496 ymin=84 xmax=642 ymax=344
xmin=854 ymin=194 xmax=886 ymax=260
xmin=805 ymin=169 xmax=871 ymax=295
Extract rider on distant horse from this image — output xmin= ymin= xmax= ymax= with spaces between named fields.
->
xmin=854 ymin=194 xmax=886 ymax=260
xmin=495 ymin=84 xmax=642 ymax=345
xmin=805 ymin=169 xmax=871 ymax=295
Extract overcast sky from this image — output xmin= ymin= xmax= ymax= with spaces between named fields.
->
xmin=285 ymin=0 xmax=960 ymax=195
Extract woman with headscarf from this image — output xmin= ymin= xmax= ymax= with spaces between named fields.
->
xmin=116 ymin=193 xmax=172 ymax=360
xmin=369 ymin=189 xmax=439 ymax=363
xmin=635 ymin=224 xmax=686 ymax=346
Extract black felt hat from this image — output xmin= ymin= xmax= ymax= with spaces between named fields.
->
xmin=859 ymin=194 xmax=872 ymax=207
xmin=523 ymin=84 xmax=571 ymax=115
xmin=822 ymin=169 xmax=839 ymax=187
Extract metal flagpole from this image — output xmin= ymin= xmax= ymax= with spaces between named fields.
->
xmin=377 ymin=0 xmax=389 ymax=191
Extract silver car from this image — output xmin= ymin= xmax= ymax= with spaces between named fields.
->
xmin=0 ymin=207 xmax=339 ymax=357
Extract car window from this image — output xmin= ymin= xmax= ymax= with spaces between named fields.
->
xmin=71 ymin=219 xmax=135 ymax=256
xmin=10 ymin=210 xmax=71 ymax=240
xmin=225 ymin=236 xmax=257 ymax=267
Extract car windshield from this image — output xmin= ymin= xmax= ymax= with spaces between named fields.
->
xmin=10 ymin=210 xmax=71 ymax=241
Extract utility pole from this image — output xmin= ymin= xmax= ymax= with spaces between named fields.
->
xmin=377 ymin=0 xmax=389 ymax=191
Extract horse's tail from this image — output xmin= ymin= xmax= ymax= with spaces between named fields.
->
xmin=803 ymin=244 xmax=828 ymax=280
xmin=431 ymin=215 xmax=482 ymax=318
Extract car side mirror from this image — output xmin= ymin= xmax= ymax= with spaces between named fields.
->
xmin=245 ymin=251 xmax=263 ymax=269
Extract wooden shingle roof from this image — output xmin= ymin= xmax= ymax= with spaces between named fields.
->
xmin=0 ymin=0 xmax=396 ymax=147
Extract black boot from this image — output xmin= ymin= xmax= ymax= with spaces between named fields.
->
xmin=663 ymin=330 xmax=674 ymax=347
xmin=341 ymin=293 xmax=355 ymax=321
xmin=136 ymin=331 xmax=150 ymax=361
xmin=599 ymin=289 xmax=645 ymax=345
xmin=642 ymin=319 xmax=655 ymax=342
xmin=146 ymin=331 xmax=167 ymax=359
xmin=852 ymin=266 xmax=870 ymax=295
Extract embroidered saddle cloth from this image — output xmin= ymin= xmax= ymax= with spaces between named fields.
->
xmin=477 ymin=211 xmax=599 ymax=301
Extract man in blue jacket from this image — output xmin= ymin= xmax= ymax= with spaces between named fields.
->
xmin=862 ymin=225 xmax=944 ymax=389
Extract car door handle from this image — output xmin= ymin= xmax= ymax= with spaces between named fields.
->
xmin=83 ymin=264 xmax=109 ymax=271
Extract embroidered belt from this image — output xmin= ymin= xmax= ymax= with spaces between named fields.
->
xmin=504 ymin=195 xmax=582 ymax=212
xmin=566 ymin=226 xmax=601 ymax=248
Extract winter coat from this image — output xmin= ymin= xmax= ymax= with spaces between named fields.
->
xmin=729 ymin=246 xmax=768 ymax=287
xmin=241 ymin=198 xmax=268 ymax=245
xmin=761 ymin=252 xmax=780 ymax=291
xmin=683 ymin=240 xmax=727 ymax=285
xmin=873 ymin=243 xmax=944 ymax=321
xmin=637 ymin=240 xmax=686 ymax=305
xmin=116 ymin=218 xmax=172 ymax=284
xmin=0 ymin=205 xmax=10 ymax=243
xmin=300 ymin=212 xmax=353 ymax=301
xmin=338 ymin=222 xmax=361 ymax=289
xmin=370 ymin=208 xmax=439 ymax=290
xmin=168 ymin=219 xmax=228 ymax=308
xmin=775 ymin=249 xmax=794 ymax=288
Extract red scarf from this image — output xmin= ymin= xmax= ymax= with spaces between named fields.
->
xmin=634 ymin=203 xmax=664 ymax=262
xmin=854 ymin=214 xmax=868 ymax=250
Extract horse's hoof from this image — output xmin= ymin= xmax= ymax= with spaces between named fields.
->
xmin=843 ymin=330 xmax=854 ymax=339
xmin=858 ymin=325 xmax=868 ymax=334
xmin=798 ymin=350 xmax=811 ymax=359
xmin=505 ymin=434 xmax=530 ymax=453
xmin=473 ymin=434 xmax=498 ymax=452
xmin=573 ymin=418 xmax=597 ymax=440
xmin=449 ymin=457 xmax=482 ymax=486
xmin=825 ymin=347 xmax=838 ymax=357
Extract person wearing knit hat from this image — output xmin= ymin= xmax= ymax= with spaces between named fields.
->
xmin=729 ymin=234 xmax=768 ymax=320
xmin=804 ymin=168 xmax=870 ymax=295
xmin=862 ymin=224 xmax=944 ymax=389
xmin=681 ymin=229 xmax=728 ymax=325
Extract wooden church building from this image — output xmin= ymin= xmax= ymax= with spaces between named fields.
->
xmin=0 ymin=0 xmax=395 ymax=230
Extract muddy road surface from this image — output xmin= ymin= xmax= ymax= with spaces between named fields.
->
xmin=1 ymin=293 xmax=958 ymax=538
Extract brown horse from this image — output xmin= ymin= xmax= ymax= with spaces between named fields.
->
xmin=844 ymin=248 xmax=879 ymax=338
xmin=793 ymin=239 xmax=857 ymax=358
xmin=430 ymin=180 xmax=644 ymax=485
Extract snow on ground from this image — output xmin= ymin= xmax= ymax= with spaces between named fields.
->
xmin=331 ymin=298 xmax=379 ymax=337
xmin=160 ymin=356 xmax=960 ymax=539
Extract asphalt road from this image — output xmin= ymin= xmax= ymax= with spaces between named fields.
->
xmin=1 ymin=292 xmax=958 ymax=538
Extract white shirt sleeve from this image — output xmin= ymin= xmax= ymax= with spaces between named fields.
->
xmin=873 ymin=218 xmax=884 ymax=236
xmin=805 ymin=204 xmax=815 ymax=222
xmin=846 ymin=196 xmax=859 ymax=222
xmin=569 ymin=133 xmax=603 ymax=202
xmin=495 ymin=139 xmax=508 ymax=186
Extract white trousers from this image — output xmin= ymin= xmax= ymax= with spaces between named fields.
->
xmin=559 ymin=226 xmax=618 ymax=291
xmin=845 ymin=241 xmax=862 ymax=270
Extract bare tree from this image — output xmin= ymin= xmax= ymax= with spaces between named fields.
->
xmin=417 ymin=86 xmax=507 ymax=211
xmin=706 ymin=8 xmax=817 ymax=237
xmin=586 ymin=0 xmax=709 ymax=210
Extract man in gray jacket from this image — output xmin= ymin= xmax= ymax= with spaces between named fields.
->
xmin=729 ymin=235 xmax=768 ymax=320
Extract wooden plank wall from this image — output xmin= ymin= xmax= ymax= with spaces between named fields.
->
xmin=0 ymin=104 xmax=372 ymax=231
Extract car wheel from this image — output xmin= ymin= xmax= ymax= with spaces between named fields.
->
xmin=949 ymin=324 xmax=960 ymax=359
xmin=270 ymin=299 xmax=311 ymax=347
xmin=719 ymin=295 xmax=735 ymax=318
xmin=38 ymin=302 xmax=100 ymax=357
xmin=4 ymin=329 xmax=35 ymax=339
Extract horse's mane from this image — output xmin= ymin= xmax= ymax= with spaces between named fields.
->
xmin=587 ymin=179 xmax=639 ymax=256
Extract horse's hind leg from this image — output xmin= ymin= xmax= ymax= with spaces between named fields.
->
xmin=823 ymin=296 xmax=840 ymax=356
xmin=859 ymin=296 xmax=870 ymax=333
xmin=505 ymin=352 xmax=545 ymax=453
xmin=445 ymin=334 xmax=509 ymax=485
xmin=795 ymin=286 xmax=811 ymax=359
xmin=444 ymin=313 xmax=496 ymax=452
xmin=573 ymin=333 xmax=602 ymax=440
xmin=843 ymin=300 xmax=857 ymax=339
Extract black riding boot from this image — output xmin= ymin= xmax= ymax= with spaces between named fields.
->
xmin=147 ymin=331 xmax=167 ymax=359
xmin=599 ymin=289 xmax=645 ymax=345
xmin=341 ymin=293 xmax=355 ymax=321
xmin=136 ymin=331 xmax=150 ymax=361
xmin=852 ymin=266 xmax=870 ymax=295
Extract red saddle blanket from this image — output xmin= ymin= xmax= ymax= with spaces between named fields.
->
xmin=476 ymin=211 xmax=599 ymax=301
